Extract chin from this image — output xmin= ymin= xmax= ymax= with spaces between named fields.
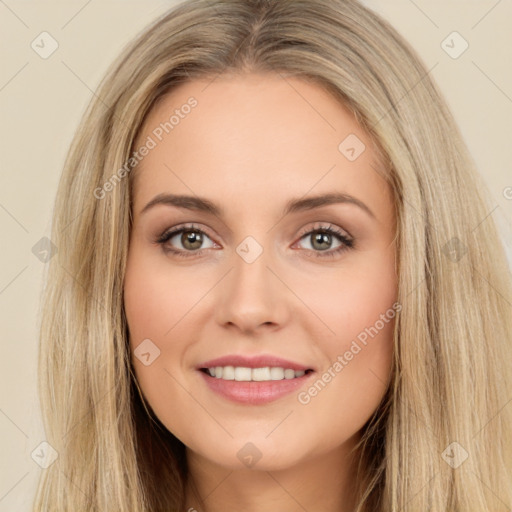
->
xmin=187 ymin=437 xmax=311 ymax=472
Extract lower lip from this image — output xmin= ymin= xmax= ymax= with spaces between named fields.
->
xmin=198 ymin=370 xmax=314 ymax=405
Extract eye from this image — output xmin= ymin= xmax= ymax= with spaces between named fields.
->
xmin=156 ymin=223 xmax=217 ymax=257
xmin=294 ymin=223 xmax=354 ymax=258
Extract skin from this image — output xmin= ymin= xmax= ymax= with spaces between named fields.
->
xmin=123 ymin=72 xmax=397 ymax=512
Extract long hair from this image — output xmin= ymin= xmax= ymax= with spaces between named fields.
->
xmin=34 ymin=0 xmax=512 ymax=510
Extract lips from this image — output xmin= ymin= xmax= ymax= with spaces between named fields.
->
xmin=196 ymin=354 xmax=315 ymax=404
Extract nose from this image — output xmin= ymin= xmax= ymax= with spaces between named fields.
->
xmin=215 ymin=242 xmax=290 ymax=334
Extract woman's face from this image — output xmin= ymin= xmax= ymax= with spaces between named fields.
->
xmin=124 ymin=72 xmax=397 ymax=471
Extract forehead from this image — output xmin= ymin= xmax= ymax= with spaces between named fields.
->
xmin=131 ymin=72 xmax=391 ymax=219
xmin=136 ymin=72 xmax=364 ymax=159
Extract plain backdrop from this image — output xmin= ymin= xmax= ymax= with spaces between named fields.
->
xmin=0 ymin=1 xmax=511 ymax=510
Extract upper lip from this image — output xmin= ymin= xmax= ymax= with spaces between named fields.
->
xmin=197 ymin=354 xmax=314 ymax=372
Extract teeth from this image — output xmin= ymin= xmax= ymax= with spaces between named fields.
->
xmin=252 ymin=367 xmax=271 ymax=381
xmin=222 ymin=366 xmax=234 ymax=380
xmin=269 ymin=367 xmax=284 ymax=380
xmin=284 ymin=369 xmax=295 ymax=379
xmin=234 ymin=367 xmax=252 ymax=381
xmin=206 ymin=366 xmax=308 ymax=381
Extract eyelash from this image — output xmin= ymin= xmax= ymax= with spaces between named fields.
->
xmin=155 ymin=223 xmax=355 ymax=259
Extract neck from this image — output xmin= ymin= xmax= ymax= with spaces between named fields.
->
xmin=184 ymin=434 xmax=362 ymax=512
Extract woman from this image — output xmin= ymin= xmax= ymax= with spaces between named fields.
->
xmin=34 ymin=0 xmax=512 ymax=510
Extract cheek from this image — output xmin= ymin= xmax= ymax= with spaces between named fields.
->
xmin=123 ymin=252 xmax=196 ymax=434
xmin=302 ymin=250 xmax=397 ymax=349
xmin=123 ymin=248 xmax=206 ymax=341
xmin=123 ymin=247 xmax=218 ymax=418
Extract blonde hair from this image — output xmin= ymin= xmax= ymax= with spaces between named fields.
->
xmin=34 ymin=0 xmax=512 ymax=510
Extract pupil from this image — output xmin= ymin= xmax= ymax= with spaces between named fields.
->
xmin=183 ymin=231 xmax=202 ymax=250
xmin=313 ymin=232 xmax=331 ymax=251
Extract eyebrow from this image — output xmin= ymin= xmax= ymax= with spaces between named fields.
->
xmin=140 ymin=192 xmax=375 ymax=219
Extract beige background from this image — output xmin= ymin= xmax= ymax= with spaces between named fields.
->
xmin=0 ymin=1 xmax=511 ymax=509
